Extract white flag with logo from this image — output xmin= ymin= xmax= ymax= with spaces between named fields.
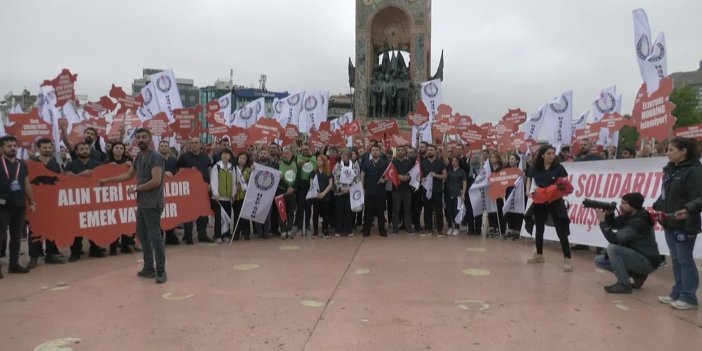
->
xmin=149 ymin=69 xmax=183 ymax=120
xmin=62 ymin=101 xmax=83 ymax=127
xmin=277 ymin=91 xmax=305 ymax=128
xmin=217 ymin=92 xmax=233 ymax=125
xmin=520 ymin=105 xmax=546 ymax=141
xmin=232 ymin=98 xmax=263 ymax=129
xmin=469 ymin=160 xmax=496 ymax=216
xmin=420 ymin=79 xmax=443 ymax=121
xmin=591 ymin=85 xmax=618 ymax=123
xmin=572 ymin=109 xmax=589 ymax=137
xmin=633 ymin=9 xmax=667 ymax=95
xmin=306 ymin=175 xmax=320 ymax=200
xmin=545 ymin=91 xmax=573 ymax=146
xmin=272 ymin=97 xmax=284 ymax=121
xmin=136 ymin=82 xmax=161 ymax=122
xmin=408 ymin=160 xmax=421 ymax=191
xmin=240 ymin=163 xmax=281 ymax=224
xmin=349 ymin=181 xmax=365 ymax=212
xmin=503 ymin=176 xmax=526 ymax=215
xmin=421 ymin=174 xmax=433 ymax=199
xmin=331 ymin=112 xmax=354 ymax=146
xmin=220 ymin=206 xmax=232 ymax=234
xmin=299 ymin=91 xmax=329 ymax=133
xmin=412 ymin=121 xmax=433 ymax=148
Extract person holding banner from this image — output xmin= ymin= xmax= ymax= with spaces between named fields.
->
xmin=159 ymin=140 xmax=180 ymax=245
xmin=445 ymin=156 xmax=468 ymax=236
xmin=653 ymin=137 xmax=702 ymax=310
xmin=107 ymin=142 xmax=135 ymax=255
xmin=233 ymin=153 xmax=252 ymax=241
xmin=278 ymin=147 xmax=298 ymax=239
xmin=487 ymin=152 xmax=506 ymax=237
xmin=312 ymin=155 xmax=333 ymax=239
xmin=525 ymin=145 xmax=573 ymax=272
xmin=99 ymin=128 xmax=168 ymax=284
xmin=210 ymin=148 xmax=237 ymax=243
xmin=177 ymin=137 xmax=214 ymax=244
xmin=361 ymin=145 xmax=389 ymax=237
xmin=333 ymin=149 xmax=360 ymax=237
xmin=504 ymin=154 xmax=525 ymax=240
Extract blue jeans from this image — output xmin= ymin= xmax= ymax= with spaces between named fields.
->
xmin=594 ymin=244 xmax=656 ymax=286
xmin=137 ymin=207 xmax=165 ymax=274
xmin=665 ymin=229 xmax=698 ymax=305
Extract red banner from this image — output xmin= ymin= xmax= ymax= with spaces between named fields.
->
xmin=674 ymin=123 xmax=702 ymax=140
xmin=280 ymin=124 xmax=300 ymax=146
xmin=27 ymin=165 xmax=213 ymax=247
xmin=250 ymin=118 xmax=282 ymax=145
xmin=171 ymin=105 xmax=203 ymax=141
xmin=229 ymin=126 xmax=249 ymax=153
xmin=6 ymin=108 xmax=52 ymax=148
xmin=632 ymin=77 xmax=676 ymax=141
xmin=366 ymin=120 xmax=399 ymax=139
xmin=109 ymin=84 xmax=144 ymax=115
xmin=41 ymin=69 xmax=78 ymax=108
xmin=67 ymin=118 xmax=109 ymax=146
xmin=500 ymin=108 xmax=527 ymax=131
xmin=488 ymin=168 xmax=523 ymax=200
xmin=143 ymin=112 xmax=172 ymax=138
xmin=407 ymin=101 xmax=430 ymax=127
xmin=84 ymin=96 xmax=116 ymax=117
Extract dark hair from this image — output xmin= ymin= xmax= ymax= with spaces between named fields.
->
xmin=84 ymin=127 xmax=98 ymax=135
xmin=509 ymin=153 xmax=521 ymax=165
xmin=427 ymin=144 xmax=437 ymax=151
xmin=534 ymin=144 xmax=559 ymax=171
xmin=134 ymin=128 xmax=151 ymax=137
xmin=109 ymin=141 xmax=132 ymax=162
xmin=669 ymin=137 xmax=701 ymax=162
xmin=75 ymin=141 xmax=90 ymax=150
xmin=237 ymin=152 xmax=251 ymax=167
xmin=622 ymin=147 xmax=636 ymax=156
xmin=219 ymin=147 xmax=235 ymax=160
xmin=370 ymin=144 xmax=381 ymax=151
xmin=0 ymin=135 xmax=17 ymax=147
xmin=450 ymin=156 xmax=461 ymax=166
xmin=36 ymin=137 xmax=53 ymax=149
xmin=419 ymin=141 xmax=429 ymax=147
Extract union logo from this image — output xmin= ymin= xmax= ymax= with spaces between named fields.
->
xmin=143 ymin=87 xmax=153 ymax=105
xmin=254 ymin=170 xmax=275 ymax=191
xmin=304 ymin=96 xmax=318 ymax=111
xmin=423 ymin=82 xmax=439 ymax=98
xmin=156 ymin=76 xmax=172 ymax=93
xmin=287 ymin=93 xmax=301 ymax=106
xmin=255 ymin=100 xmax=263 ymax=114
xmin=352 ymin=189 xmax=362 ymax=201
xmin=549 ymin=96 xmax=569 ymax=114
xmin=240 ymin=107 xmax=253 ymax=120
xmin=274 ymin=100 xmax=284 ymax=114
xmin=594 ymin=93 xmax=616 ymax=114
xmin=219 ymin=97 xmax=230 ymax=109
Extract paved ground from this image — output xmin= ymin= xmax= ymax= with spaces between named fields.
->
xmin=1 ymin=232 xmax=701 ymax=351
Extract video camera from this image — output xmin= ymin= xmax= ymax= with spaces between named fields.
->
xmin=582 ymin=199 xmax=617 ymax=212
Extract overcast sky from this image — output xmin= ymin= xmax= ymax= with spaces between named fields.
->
xmin=1 ymin=0 xmax=700 ymax=123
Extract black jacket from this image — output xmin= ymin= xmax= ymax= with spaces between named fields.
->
xmin=600 ymin=210 xmax=661 ymax=267
xmin=653 ymin=159 xmax=702 ymax=234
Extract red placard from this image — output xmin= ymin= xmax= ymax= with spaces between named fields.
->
xmin=488 ymin=168 xmax=524 ymax=200
xmin=143 ymin=112 xmax=172 ymax=138
xmin=366 ymin=119 xmax=399 ymax=139
xmin=84 ymin=96 xmax=117 ymax=117
xmin=6 ymin=108 xmax=52 ymax=148
xmin=632 ymin=77 xmax=676 ymax=141
xmin=107 ymin=121 xmax=125 ymax=143
xmin=206 ymin=99 xmax=227 ymax=126
xmin=388 ymin=131 xmax=412 ymax=148
xmin=573 ymin=124 xmax=601 ymax=145
xmin=500 ymin=108 xmax=527 ymax=131
xmin=512 ymin=132 xmax=538 ymax=154
xmin=251 ymin=118 xmax=283 ymax=144
xmin=674 ymin=123 xmax=702 ymax=141
xmin=66 ymin=118 xmax=109 ymax=145
xmin=280 ymin=124 xmax=300 ymax=146
xmin=41 ymin=68 xmax=78 ymax=108
xmin=458 ymin=124 xmax=484 ymax=146
xmin=591 ymin=112 xmax=634 ymax=133
xmin=27 ymin=166 xmax=213 ymax=247
xmin=407 ymin=101 xmax=430 ymax=126
xmin=229 ymin=126 xmax=249 ymax=153
xmin=109 ymin=84 xmax=144 ymax=115
xmin=207 ymin=120 xmax=229 ymax=138
xmin=171 ymin=105 xmax=203 ymax=140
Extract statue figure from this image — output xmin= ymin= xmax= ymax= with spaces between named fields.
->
xmin=380 ymin=72 xmax=397 ymax=118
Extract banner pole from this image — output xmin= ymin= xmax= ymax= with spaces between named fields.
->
xmin=228 ymin=214 xmax=242 ymax=247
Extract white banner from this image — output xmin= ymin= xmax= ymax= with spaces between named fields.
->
xmin=572 ymin=109 xmax=589 ymax=137
xmin=545 ymin=90 xmax=573 ymax=146
xmin=278 ymin=91 xmax=305 ymax=128
xmin=217 ymin=93 xmax=233 ymax=126
xmin=232 ymin=98 xmax=263 ymax=129
xmin=272 ymin=98 xmax=284 ymax=121
xmin=422 ymin=175 xmax=433 ymax=199
xmin=306 ymin=175 xmax=320 ymax=200
xmin=240 ymin=163 xmax=281 ymax=224
xmin=503 ymin=176 xmax=525 ymax=215
xmin=299 ymin=91 xmax=329 ymax=133
xmin=420 ymin=79 xmax=443 ymax=121
xmin=468 ymin=160 xmax=496 ymax=216
xmin=527 ymin=157 xmax=702 ymax=258
xmin=136 ymin=82 xmax=161 ymax=122
xmin=408 ymin=160 xmax=421 ymax=191
xmin=412 ymin=121 xmax=433 ymax=148
xmin=591 ymin=85 xmax=618 ymax=123
xmin=520 ymin=105 xmax=546 ymax=141
xmin=0 ymin=109 xmax=6 ymax=136
xmin=149 ymin=69 xmax=183 ymax=120
xmin=349 ymin=181 xmax=364 ymax=211
xmin=330 ymin=112 xmax=353 ymax=147
xmin=633 ymin=9 xmax=667 ymax=95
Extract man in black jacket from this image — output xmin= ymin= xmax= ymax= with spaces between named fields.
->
xmin=594 ymin=192 xmax=661 ymax=294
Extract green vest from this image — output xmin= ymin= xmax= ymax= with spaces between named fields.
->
xmin=297 ymin=154 xmax=317 ymax=181
xmin=217 ymin=164 xmax=234 ymax=198
xmin=279 ymin=160 xmax=298 ymax=189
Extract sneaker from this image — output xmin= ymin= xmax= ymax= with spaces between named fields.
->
xmin=325 ymin=235 xmax=330 ymax=239
xmin=658 ymin=295 xmax=676 ymax=304
xmin=604 ymin=283 xmax=632 ymax=294
xmin=287 ymin=232 xmax=294 ymax=240
xmin=137 ymin=269 xmax=156 ymax=279
xmin=527 ymin=253 xmax=545 ymax=264
xmin=452 ymin=228 xmax=459 ymax=236
xmin=419 ymin=232 xmax=430 ymax=237
xmin=216 ymin=238 xmax=223 ymax=244
xmin=671 ymin=300 xmax=698 ymax=310
xmin=348 ymin=233 xmax=355 ymax=238
xmin=334 ymin=234 xmax=341 ymax=238
xmin=312 ymin=235 xmax=317 ymax=240
xmin=155 ymin=272 xmax=168 ymax=284
xmin=563 ymin=258 xmax=573 ymax=272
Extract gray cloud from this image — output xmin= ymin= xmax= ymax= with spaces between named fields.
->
xmin=1 ymin=0 xmax=700 ymax=124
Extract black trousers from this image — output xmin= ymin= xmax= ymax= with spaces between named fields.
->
xmin=28 ymin=222 xmax=60 ymax=258
xmin=313 ymin=199 xmax=332 ymax=235
xmin=445 ymin=196 xmax=460 ymax=230
xmin=184 ymin=216 xmax=209 ymax=240
xmin=363 ymin=194 xmax=386 ymax=235
xmin=506 ymin=213 xmax=524 ymax=231
xmin=0 ymin=207 xmax=26 ymax=265
xmin=335 ymin=194 xmax=354 ymax=234
xmin=533 ymin=203 xmax=571 ymax=258
xmin=296 ymin=182 xmax=312 ymax=230
xmin=411 ymin=188 xmax=425 ymax=231
xmin=423 ymin=194 xmax=444 ymax=232
xmin=233 ymin=199 xmax=251 ymax=239
xmin=213 ymin=200 xmax=233 ymax=238
xmin=488 ymin=198 xmax=506 ymax=234
xmin=462 ymin=195 xmax=477 ymax=233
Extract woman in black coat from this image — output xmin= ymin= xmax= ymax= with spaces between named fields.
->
xmin=653 ymin=137 xmax=702 ymax=310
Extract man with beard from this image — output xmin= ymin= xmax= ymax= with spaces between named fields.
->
xmin=100 ymin=128 xmax=168 ymax=283
xmin=391 ymin=145 xmax=413 ymax=235
xmin=27 ymin=138 xmax=65 ymax=268
xmin=159 ymin=140 xmax=180 ymax=245
xmin=361 ymin=145 xmax=389 ymax=237
xmin=65 ymin=142 xmax=106 ymax=262
xmin=0 ymin=136 xmax=36 ymax=277
xmin=575 ymin=139 xmax=602 ymax=162
xmin=177 ymin=137 xmax=213 ymax=244
xmin=61 ymin=126 xmax=107 ymax=163
xmin=212 ymin=136 xmax=231 ymax=164
xmin=421 ymin=145 xmax=448 ymax=237
xmin=295 ymin=142 xmax=316 ymax=234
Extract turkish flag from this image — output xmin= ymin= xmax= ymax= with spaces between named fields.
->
xmin=275 ymin=195 xmax=288 ymax=222
xmin=342 ymin=120 xmax=361 ymax=137
xmin=383 ymin=163 xmax=400 ymax=187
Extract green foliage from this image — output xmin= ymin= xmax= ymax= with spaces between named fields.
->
xmin=618 ymin=124 xmax=639 ymax=150
xmin=670 ymin=85 xmax=702 ymax=128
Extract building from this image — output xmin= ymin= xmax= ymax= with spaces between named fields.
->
xmin=131 ymin=68 xmax=200 ymax=108
xmin=0 ymin=89 xmax=37 ymax=116
xmin=328 ymin=94 xmax=353 ymax=119
xmin=233 ymin=87 xmax=288 ymax=117
xmin=670 ymin=60 xmax=702 ymax=111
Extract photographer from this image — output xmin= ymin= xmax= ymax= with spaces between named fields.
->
xmin=594 ymin=193 xmax=661 ymax=294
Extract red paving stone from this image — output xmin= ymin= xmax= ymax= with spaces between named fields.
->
xmin=1 ymin=233 xmax=701 ymax=350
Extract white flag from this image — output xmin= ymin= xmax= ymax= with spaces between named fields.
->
xmin=420 ymin=79 xmax=444 ymax=121
xmin=468 ymin=160 xmax=496 ymax=216
xmin=349 ymin=181 xmax=365 ymax=212
xmin=277 ymin=91 xmax=305 ymax=128
xmin=0 ymin=109 xmax=6 ymax=136
xmin=408 ymin=160 xmax=421 ymax=191
xmin=503 ymin=176 xmax=526 ymax=215
xmin=591 ymin=85 xmax=618 ymax=123
xmin=421 ymin=175 xmax=433 ymax=199
xmin=62 ymin=101 xmax=83 ymax=128
xmin=136 ymin=82 xmax=161 ymax=122
xmin=217 ymin=93 xmax=233 ymax=125
xmin=520 ymin=105 xmax=546 ymax=141
xmin=633 ymin=9 xmax=667 ymax=95
xmin=412 ymin=121 xmax=433 ymax=148
xmin=272 ymin=98 xmax=284 ymax=121
xmin=455 ymin=200 xmax=465 ymax=224
xmin=252 ymin=97 xmax=266 ymax=121
xmin=149 ymin=69 xmax=183 ymax=120
xmin=299 ymin=91 xmax=329 ymax=133
xmin=220 ymin=205 xmax=232 ymax=234
xmin=572 ymin=109 xmax=589 ymax=137
xmin=306 ymin=175 xmax=320 ymax=200
xmin=240 ymin=163 xmax=281 ymax=224
xmin=331 ymin=112 xmax=354 ymax=147
xmin=232 ymin=98 xmax=263 ymax=129
xmin=545 ymin=91 xmax=573 ymax=146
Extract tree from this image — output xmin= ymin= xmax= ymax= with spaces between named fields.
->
xmin=670 ymin=85 xmax=702 ymax=128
